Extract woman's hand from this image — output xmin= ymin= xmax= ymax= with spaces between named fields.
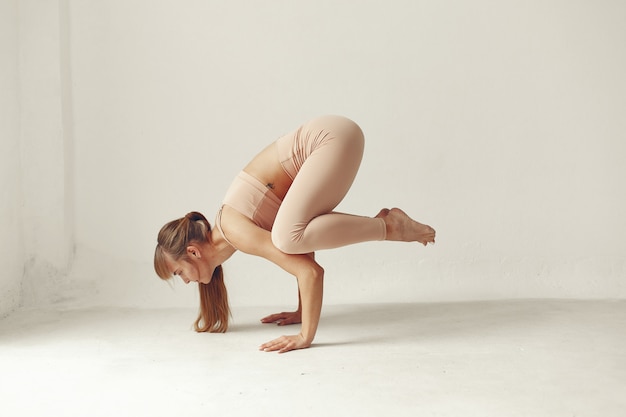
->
xmin=259 ymin=333 xmax=311 ymax=354
xmin=260 ymin=310 xmax=302 ymax=326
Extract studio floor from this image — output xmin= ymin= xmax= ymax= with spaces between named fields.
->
xmin=0 ymin=300 xmax=624 ymax=417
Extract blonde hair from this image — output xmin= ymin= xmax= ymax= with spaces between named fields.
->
xmin=154 ymin=211 xmax=230 ymax=333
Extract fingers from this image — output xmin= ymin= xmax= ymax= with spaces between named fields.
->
xmin=260 ymin=313 xmax=290 ymax=325
xmin=260 ymin=311 xmax=302 ymax=326
xmin=260 ymin=313 xmax=284 ymax=323
xmin=261 ymin=318 xmax=296 ymax=326
xmin=259 ymin=334 xmax=309 ymax=354
xmin=277 ymin=315 xmax=301 ymax=326
xmin=259 ymin=336 xmax=295 ymax=354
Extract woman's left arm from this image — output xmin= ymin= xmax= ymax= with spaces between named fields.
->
xmin=261 ymin=253 xmax=315 ymax=326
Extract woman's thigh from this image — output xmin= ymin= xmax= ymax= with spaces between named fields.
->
xmin=273 ymin=116 xmax=365 ymax=238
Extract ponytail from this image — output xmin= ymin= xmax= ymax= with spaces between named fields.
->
xmin=154 ymin=211 xmax=231 ymax=333
xmin=195 ymin=265 xmax=231 ymax=333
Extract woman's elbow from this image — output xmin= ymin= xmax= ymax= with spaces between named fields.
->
xmin=312 ymin=263 xmax=324 ymax=279
xmin=301 ymin=263 xmax=324 ymax=282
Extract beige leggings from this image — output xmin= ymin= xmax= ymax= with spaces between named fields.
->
xmin=272 ymin=115 xmax=386 ymax=254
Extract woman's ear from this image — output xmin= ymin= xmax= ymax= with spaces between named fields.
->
xmin=186 ymin=245 xmax=201 ymax=259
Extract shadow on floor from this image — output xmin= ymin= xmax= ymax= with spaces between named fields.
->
xmin=311 ymin=299 xmax=618 ymax=345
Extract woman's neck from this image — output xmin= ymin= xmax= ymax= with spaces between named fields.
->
xmin=209 ymin=227 xmax=237 ymax=264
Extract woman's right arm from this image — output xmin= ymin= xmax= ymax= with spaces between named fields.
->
xmin=220 ymin=209 xmax=324 ymax=353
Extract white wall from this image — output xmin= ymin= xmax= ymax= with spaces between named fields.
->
xmin=2 ymin=0 xmax=75 ymax=312
xmin=0 ymin=0 xmax=23 ymax=317
xmin=23 ymin=0 xmax=626 ymax=309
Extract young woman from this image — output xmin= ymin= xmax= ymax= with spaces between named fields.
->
xmin=154 ymin=115 xmax=436 ymax=353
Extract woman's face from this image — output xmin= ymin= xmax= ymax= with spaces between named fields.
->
xmin=165 ymin=250 xmax=212 ymax=285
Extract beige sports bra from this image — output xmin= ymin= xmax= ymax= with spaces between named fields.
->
xmin=215 ymin=171 xmax=282 ymax=248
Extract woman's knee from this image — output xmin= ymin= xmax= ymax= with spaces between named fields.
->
xmin=271 ymin=229 xmax=302 ymax=254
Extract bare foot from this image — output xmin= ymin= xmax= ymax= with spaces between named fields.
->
xmin=377 ymin=207 xmax=436 ymax=246
xmin=375 ymin=208 xmax=390 ymax=219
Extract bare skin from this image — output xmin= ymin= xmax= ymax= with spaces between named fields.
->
xmin=376 ymin=207 xmax=436 ymax=246
xmin=180 ymin=140 xmax=435 ymax=354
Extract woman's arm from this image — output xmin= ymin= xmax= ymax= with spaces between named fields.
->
xmin=261 ymin=252 xmax=315 ymax=326
xmin=220 ymin=208 xmax=324 ymax=353
xmin=259 ymin=259 xmax=323 ymax=353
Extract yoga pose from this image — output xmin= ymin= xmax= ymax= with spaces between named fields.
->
xmin=154 ymin=115 xmax=436 ymax=353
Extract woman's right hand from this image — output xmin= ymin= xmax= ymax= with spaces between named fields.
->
xmin=260 ymin=310 xmax=302 ymax=326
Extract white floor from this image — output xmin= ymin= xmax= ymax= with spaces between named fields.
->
xmin=0 ymin=300 xmax=624 ymax=417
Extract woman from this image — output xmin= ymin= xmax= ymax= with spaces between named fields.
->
xmin=154 ymin=115 xmax=436 ymax=353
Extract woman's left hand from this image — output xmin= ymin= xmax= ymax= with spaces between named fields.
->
xmin=259 ymin=334 xmax=311 ymax=354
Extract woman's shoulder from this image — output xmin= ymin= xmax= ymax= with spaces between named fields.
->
xmin=218 ymin=205 xmax=268 ymax=254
